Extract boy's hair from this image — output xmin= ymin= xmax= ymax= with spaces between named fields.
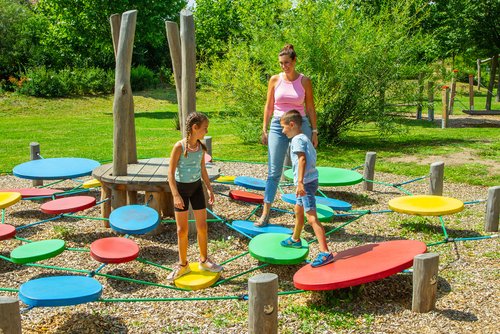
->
xmin=184 ymin=112 xmax=208 ymax=157
xmin=281 ymin=109 xmax=302 ymax=127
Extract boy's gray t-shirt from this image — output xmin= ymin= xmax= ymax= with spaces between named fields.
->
xmin=290 ymin=133 xmax=319 ymax=185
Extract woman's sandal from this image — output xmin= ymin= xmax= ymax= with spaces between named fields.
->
xmin=254 ymin=216 xmax=269 ymax=227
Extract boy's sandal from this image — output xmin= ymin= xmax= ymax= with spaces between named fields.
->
xmin=254 ymin=216 xmax=269 ymax=227
xmin=311 ymin=252 xmax=334 ymax=268
xmin=280 ymin=236 xmax=302 ymax=248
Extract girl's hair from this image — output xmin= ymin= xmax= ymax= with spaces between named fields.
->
xmin=279 ymin=44 xmax=296 ymax=60
xmin=184 ymin=112 xmax=208 ymax=157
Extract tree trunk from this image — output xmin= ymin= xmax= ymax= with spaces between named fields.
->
xmin=485 ymin=54 xmax=498 ymax=111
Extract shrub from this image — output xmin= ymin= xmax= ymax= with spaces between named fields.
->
xmin=130 ymin=65 xmax=159 ymax=91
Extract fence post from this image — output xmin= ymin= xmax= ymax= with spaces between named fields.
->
xmin=0 ymin=296 xmax=22 ymax=333
xmin=441 ymin=86 xmax=449 ymax=129
xmin=363 ymin=152 xmax=376 ymax=191
xmin=412 ymin=253 xmax=439 ymax=313
xmin=248 ymin=273 xmax=278 ymax=334
xmin=448 ymin=70 xmax=457 ymax=115
xmin=477 ymin=58 xmax=481 ymax=91
xmin=29 ymin=142 xmax=43 ymax=187
xmin=429 ymin=162 xmax=444 ymax=196
xmin=485 ymin=186 xmax=500 ymax=232
xmin=468 ymin=74 xmax=475 ymax=111
xmin=427 ymin=81 xmax=434 ymax=121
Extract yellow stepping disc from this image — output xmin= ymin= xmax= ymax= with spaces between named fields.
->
xmin=388 ymin=195 xmax=464 ymax=216
xmin=215 ymin=175 xmax=236 ymax=184
xmin=83 ymin=179 xmax=102 ymax=189
xmin=0 ymin=192 xmax=22 ymax=209
xmin=174 ymin=263 xmax=221 ymax=290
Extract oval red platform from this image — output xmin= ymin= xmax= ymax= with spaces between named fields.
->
xmin=229 ymin=190 xmax=264 ymax=204
xmin=40 ymin=196 xmax=96 ymax=214
xmin=0 ymin=188 xmax=63 ymax=199
xmin=90 ymin=237 xmax=139 ymax=264
xmin=293 ymin=240 xmax=427 ymax=291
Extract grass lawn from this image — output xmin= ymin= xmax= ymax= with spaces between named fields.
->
xmin=0 ymin=86 xmax=498 ymax=185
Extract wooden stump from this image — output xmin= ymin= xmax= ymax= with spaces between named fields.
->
xmin=0 ymin=296 xmax=22 ymax=334
xmin=429 ymin=162 xmax=444 ymax=196
xmin=248 ymin=273 xmax=278 ymax=334
xmin=363 ymin=152 xmax=376 ymax=191
xmin=412 ymin=253 xmax=439 ymax=313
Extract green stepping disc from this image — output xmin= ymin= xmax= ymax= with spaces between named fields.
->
xmin=284 ymin=167 xmax=363 ymax=186
xmin=11 ymin=239 xmax=65 ymax=264
xmin=314 ymin=204 xmax=334 ymax=223
xmin=249 ymin=233 xmax=309 ymax=265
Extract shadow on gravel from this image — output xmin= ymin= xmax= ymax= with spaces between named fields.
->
xmin=53 ymin=312 xmax=128 ymax=333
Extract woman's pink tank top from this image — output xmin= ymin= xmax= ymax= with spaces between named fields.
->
xmin=273 ymin=73 xmax=305 ymax=117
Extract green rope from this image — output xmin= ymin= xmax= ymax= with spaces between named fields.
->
xmin=0 ymin=287 xmax=19 ymax=293
xmin=309 ymin=212 xmax=368 ymax=244
xmin=24 ymin=262 xmax=91 ymax=274
xmin=62 ymin=214 xmax=109 ymax=221
xmin=40 ymin=179 xmax=65 ymax=188
xmin=220 ymin=251 xmax=249 ymax=265
xmin=1 ymin=208 xmax=5 ymax=224
xmin=160 ymin=218 xmax=222 ymax=223
xmin=99 ymin=295 xmax=242 ymax=303
xmin=426 ymin=240 xmax=447 ymax=247
xmin=213 ymin=263 xmax=269 ymax=287
xmin=438 ymin=216 xmax=449 ymax=239
xmin=93 ymin=272 xmax=188 ymax=291
xmin=278 ymin=289 xmax=306 ymax=296
xmin=0 ymin=254 xmax=14 ymax=263
xmin=14 ymin=236 xmax=32 ymax=243
xmin=395 ymin=186 xmax=413 ymax=196
xmin=136 ymin=258 xmax=173 ymax=271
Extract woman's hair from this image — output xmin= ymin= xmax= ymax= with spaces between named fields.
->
xmin=184 ymin=112 xmax=208 ymax=157
xmin=279 ymin=44 xmax=296 ymax=60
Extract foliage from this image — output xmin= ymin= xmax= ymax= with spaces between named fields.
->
xmin=130 ymin=65 xmax=160 ymax=91
xmin=199 ymin=0 xmax=434 ymax=142
xmin=18 ymin=66 xmax=114 ymax=97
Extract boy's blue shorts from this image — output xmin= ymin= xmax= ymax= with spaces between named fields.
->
xmin=296 ymin=179 xmax=318 ymax=212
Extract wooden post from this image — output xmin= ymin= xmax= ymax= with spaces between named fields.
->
xmin=0 ymin=296 xmax=22 ymax=334
xmin=363 ymin=152 xmax=376 ymax=191
xmin=477 ymin=58 xmax=481 ymax=91
xmin=416 ymin=73 xmax=424 ymax=119
xmin=448 ymin=70 xmax=457 ymax=115
xmin=111 ymin=188 xmax=127 ymax=210
xmin=30 ymin=142 xmax=43 ymax=187
xmin=165 ymin=21 xmax=183 ymax=130
xmin=441 ymin=86 xmax=449 ymax=129
xmin=180 ymin=9 xmax=196 ymax=138
xmin=497 ymin=59 xmax=500 ymax=103
xmin=429 ymin=162 xmax=444 ymax=196
xmin=112 ymin=10 xmax=137 ymax=176
xmin=468 ymin=74 xmax=475 ymax=111
xmin=101 ymin=185 xmax=111 ymax=227
xmin=412 ymin=253 xmax=439 ymax=313
xmin=427 ymin=81 xmax=434 ymax=121
xmin=248 ymin=273 xmax=278 ymax=334
xmin=202 ymin=136 xmax=212 ymax=157
xmin=485 ymin=186 xmax=500 ymax=232
xmin=485 ymin=54 xmax=498 ymax=112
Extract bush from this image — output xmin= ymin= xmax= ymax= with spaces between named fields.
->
xmin=130 ymin=65 xmax=160 ymax=91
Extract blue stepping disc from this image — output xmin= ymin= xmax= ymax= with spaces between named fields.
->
xmin=232 ymin=220 xmax=292 ymax=237
xmin=249 ymin=233 xmax=309 ymax=265
xmin=234 ymin=176 xmax=266 ymax=191
xmin=19 ymin=276 xmax=102 ymax=307
xmin=109 ymin=205 xmax=160 ymax=235
xmin=13 ymin=158 xmax=100 ymax=180
xmin=281 ymin=193 xmax=352 ymax=211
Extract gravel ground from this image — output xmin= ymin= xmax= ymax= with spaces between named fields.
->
xmin=0 ymin=161 xmax=498 ymax=333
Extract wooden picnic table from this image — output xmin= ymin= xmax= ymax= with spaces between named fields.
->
xmin=92 ymin=158 xmax=220 ymax=224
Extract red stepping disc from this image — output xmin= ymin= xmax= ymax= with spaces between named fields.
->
xmin=0 ymin=224 xmax=16 ymax=241
xmin=229 ymin=190 xmax=264 ymax=204
xmin=40 ymin=196 xmax=96 ymax=214
xmin=0 ymin=188 xmax=63 ymax=199
xmin=90 ymin=237 xmax=139 ymax=264
xmin=293 ymin=240 xmax=427 ymax=291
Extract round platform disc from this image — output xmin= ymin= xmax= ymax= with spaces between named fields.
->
xmin=40 ymin=196 xmax=96 ymax=214
xmin=281 ymin=193 xmax=352 ymax=211
xmin=13 ymin=158 xmax=100 ymax=180
xmin=229 ymin=190 xmax=264 ymax=204
xmin=232 ymin=220 xmax=292 ymax=237
xmin=0 ymin=192 xmax=21 ymax=209
xmin=11 ymin=239 xmax=65 ymax=264
xmin=109 ymin=205 xmax=160 ymax=235
xmin=234 ymin=176 xmax=266 ymax=191
xmin=0 ymin=224 xmax=16 ymax=241
xmin=388 ymin=195 xmax=464 ymax=216
xmin=0 ymin=188 xmax=63 ymax=199
xmin=315 ymin=204 xmax=335 ymax=222
xmin=90 ymin=237 xmax=139 ymax=264
xmin=293 ymin=240 xmax=427 ymax=290
xmin=19 ymin=275 xmax=102 ymax=307
xmin=215 ymin=175 xmax=236 ymax=184
xmin=284 ymin=167 xmax=363 ymax=186
xmin=82 ymin=179 xmax=101 ymax=189
xmin=249 ymin=233 xmax=309 ymax=265
xmin=174 ymin=262 xmax=221 ymax=290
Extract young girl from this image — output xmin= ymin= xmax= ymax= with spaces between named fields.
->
xmin=167 ymin=112 xmax=223 ymax=281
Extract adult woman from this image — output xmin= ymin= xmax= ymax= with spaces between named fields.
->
xmin=256 ymin=44 xmax=318 ymax=226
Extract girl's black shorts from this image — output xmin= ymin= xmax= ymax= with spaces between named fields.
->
xmin=174 ymin=179 xmax=206 ymax=212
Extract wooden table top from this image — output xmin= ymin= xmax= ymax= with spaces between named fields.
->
xmin=92 ymin=158 xmax=220 ymax=192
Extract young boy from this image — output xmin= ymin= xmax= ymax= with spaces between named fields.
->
xmin=279 ymin=110 xmax=334 ymax=267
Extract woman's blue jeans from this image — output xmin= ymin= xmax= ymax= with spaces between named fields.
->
xmin=264 ymin=116 xmax=312 ymax=204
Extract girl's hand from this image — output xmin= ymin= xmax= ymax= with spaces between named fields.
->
xmin=261 ymin=131 xmax=268 ymax=145
xmin=207 ymin=189 xmax=215 ymax=205
xmin=173 ymin=194 xmax=184 ymax=210
xmin=296 ymin=182 xmax=306 ymax=197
